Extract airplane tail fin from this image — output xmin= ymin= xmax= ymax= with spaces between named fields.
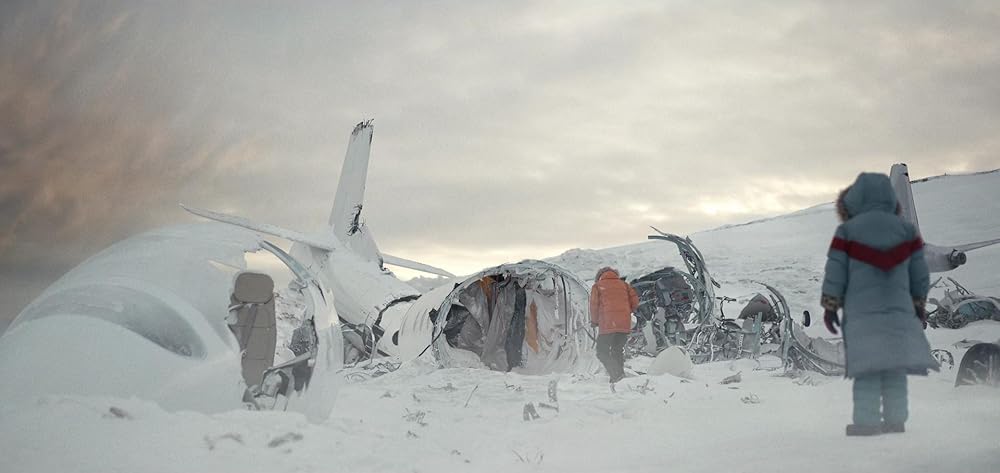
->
xmin=328 ymin=120 xmax=383 ymax=264
xmin=889 ymin=163 xmax=1000 ymax=272
xmin=188 ymin=120 xmax=454 ymax=278
xmin=890 ymin=163 xmax=920 ymax=230
xmin=326 ymin=120 xmax=455 ymax=277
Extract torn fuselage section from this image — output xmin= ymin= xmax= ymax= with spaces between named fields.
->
xmin=428 ymin=260 xmax=593 ymax=374
xmin=243 ymin=240 xmax=342 ymax=414
xmin=646 ymin=228 xmax=719 ymax=326
xmin=341 ymin=293 xmax=421 ymax=364
xmin=629 ymin=266 xmax=698 ymax=353
xmin=927 ymin=277 xmax=1000 ymax=329
xmin=626 ymin=230 xmax=722 ymax=361
xmin=628 ymin=232 xmax=845 ymax=374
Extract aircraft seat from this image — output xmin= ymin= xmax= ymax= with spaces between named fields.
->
xmin=228 ymin=272 xmax=276 ymax=388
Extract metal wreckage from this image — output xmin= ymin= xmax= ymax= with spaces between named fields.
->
xmin=626 ymin=229 xmax=1000 ymax=387
xmin=926 ymin=277 xmax=1000 ymax=387
xmin=926 ymin=277 xmax=1000 ymax=329
xmin=626 ymin=228 xmax=845 ymax=376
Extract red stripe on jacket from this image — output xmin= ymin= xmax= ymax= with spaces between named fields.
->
xmin=829 ymin=236 xmax=924 ymax=272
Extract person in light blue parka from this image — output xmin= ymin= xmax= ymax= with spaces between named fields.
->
xmin=821 ymin=172 xmax=938 ymax=436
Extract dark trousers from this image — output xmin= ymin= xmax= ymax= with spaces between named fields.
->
xmin=596 ymin=333 xmax=627 ymax=382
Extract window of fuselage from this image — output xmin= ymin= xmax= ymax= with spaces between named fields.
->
xmin=17 ymin=285 xmax=207 ymax=358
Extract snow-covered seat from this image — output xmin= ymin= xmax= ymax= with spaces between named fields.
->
xmin=228 ymin=272 xmax=276 ymax=388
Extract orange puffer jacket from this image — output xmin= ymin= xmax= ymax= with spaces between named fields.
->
xmin=590 ymin=270 xmax=639 ymax=334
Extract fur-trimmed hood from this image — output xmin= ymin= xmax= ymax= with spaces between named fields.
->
xmin=835 ymin=187 xmax=851 ymax=222
xmin=835 ymin=172 xmax=901 ymax=222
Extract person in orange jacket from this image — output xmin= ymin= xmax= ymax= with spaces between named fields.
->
xmin=590 ymin=267 xmax=639 ymax=383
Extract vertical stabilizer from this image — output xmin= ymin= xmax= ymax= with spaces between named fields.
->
xmin=330 ymin=120 xmax=374 ymax=235
xmin=890 ymin=163 xmax=920 ymax=230
xmin=328 ymin=120 xmax=383 ymax=264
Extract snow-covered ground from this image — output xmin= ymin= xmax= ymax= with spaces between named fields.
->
xmin=3 ymin=170 xmax=999 ymax=472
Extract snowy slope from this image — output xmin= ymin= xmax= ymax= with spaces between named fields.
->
xmin=2 ymin=171 xmax=999 ymax=473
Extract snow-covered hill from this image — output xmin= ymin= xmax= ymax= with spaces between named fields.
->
xmin=2 ymin=170 xmax=999 ymax=473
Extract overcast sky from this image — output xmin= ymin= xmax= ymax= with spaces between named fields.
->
xmin=2 ymin=0 xmax=999 ymax=331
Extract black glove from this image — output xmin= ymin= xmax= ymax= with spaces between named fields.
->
xmin=824 ymin=309 xmax=840 ymax=335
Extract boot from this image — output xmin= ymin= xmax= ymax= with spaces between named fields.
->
xmin=845 ymin=424 xmax=881 ymax=436
xmin=881 ymin=422 xmax=905 ymax=433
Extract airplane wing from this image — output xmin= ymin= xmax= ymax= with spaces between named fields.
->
xmin=952 ymin=237 xmax=1000 ymax=253
xmin=381 ymin=253 xmax=456 ymax=278
xmin=181 ymin=204 xmax=340 ymax=252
